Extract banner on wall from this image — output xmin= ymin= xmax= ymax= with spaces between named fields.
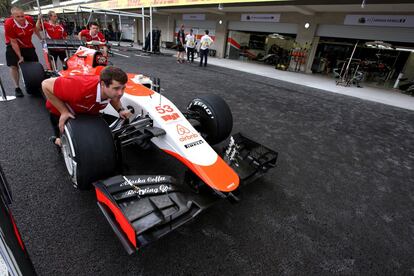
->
xmin=344 ymin=14 xmax=414 ymax=28
xmin=86 ymin=0 xmax=285 ymax=10
xmin=183 ymin=14 xmax=206 ymax=21
xmin=241 ymin=14 xmax=280 ymax=23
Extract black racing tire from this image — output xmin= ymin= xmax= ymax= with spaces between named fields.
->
xmin=19 ymin=62 xmax=45 ymax=95
xmin=187 ymin=94 xmax=233 ymax=145
xmin=61 ymin=115 xmax=117 ymax=190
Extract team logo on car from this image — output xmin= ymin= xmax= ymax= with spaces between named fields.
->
xmin=177 ymin=124 xmax=191 ymax=135
xmin=176 ymin=124 xmax=198 ymax=142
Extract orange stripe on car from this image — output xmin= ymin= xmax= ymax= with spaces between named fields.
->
xmin=124 ymin=74 xmax=154 ymax=97
xmin=95 ymin=188 xmax=137 ymax=248
xmin=163 ymin=149 xmax=239 ymax=192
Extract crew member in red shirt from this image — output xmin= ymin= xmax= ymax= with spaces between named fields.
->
xmin=36 ymin=10 xmax=68 ymax=66
xmin=78 ymin=22 xmax=108 ymax=56
xmin=42 ymin=66 xmax=132 ymax=147
xmin=4 ymin=6 xmax=42 ymax=97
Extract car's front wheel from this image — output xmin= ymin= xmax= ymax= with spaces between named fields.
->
xmin=187 ymin=94 xmax=233 ymax=145
xmin=61 ymin=115 xmax=117 ymax=190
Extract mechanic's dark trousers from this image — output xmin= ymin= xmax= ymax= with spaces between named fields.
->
xmin=199 ymin=49 xmax=209 ymax=67
xmin=49 ymin=114 xmax=60 ymax=137
xmin=187 ymin=47 xmax=195 ymax=62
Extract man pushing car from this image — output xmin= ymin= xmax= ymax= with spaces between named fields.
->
xmin=41 ymin=66 xmax=132 ymax=148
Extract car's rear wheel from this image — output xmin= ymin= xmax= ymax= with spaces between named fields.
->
xmin=61 ymin=115 xmax=117 ymax=190
xmin=19 ymin=62 xmax=45 ymax=95
xmin=187 ymin=94 xmax=233 ymax=145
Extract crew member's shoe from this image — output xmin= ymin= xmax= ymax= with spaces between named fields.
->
xmin=49 ymin=136 xmax=61 ymax=153
xmin=15 ymin=87 xmax=24 ymax=97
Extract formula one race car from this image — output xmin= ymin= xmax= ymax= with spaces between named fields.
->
xmin=20 ymin=44 xmax=278 ymax=254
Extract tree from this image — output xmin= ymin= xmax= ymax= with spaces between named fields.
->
xmin=0 ymin=0 xmax=10 ymax=18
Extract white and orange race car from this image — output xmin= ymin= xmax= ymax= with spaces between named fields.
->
xmin=20 ymin=44 xmax=278 ymax=254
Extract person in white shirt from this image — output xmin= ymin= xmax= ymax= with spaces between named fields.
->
xmin=198 ymin=30 xmax=213 ymax=67
xmin=185 ymin=29 xmax=196 ymax=63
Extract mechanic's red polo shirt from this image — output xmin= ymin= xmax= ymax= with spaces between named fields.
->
xmin=46 ymin=75 xmax=110 ymax=116
xmin=41 ymin=21 xmax=67 ymax=39
xmin=4 ymin=16 xmax=36 ymax=48
xmin=79 ymin=29 xmax=106 ymax=42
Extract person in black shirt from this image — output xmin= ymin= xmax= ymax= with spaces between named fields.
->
xmin=176 ymin=24 xmax=186 ymax=63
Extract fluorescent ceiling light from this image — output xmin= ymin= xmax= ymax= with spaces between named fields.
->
xmin=269 ymin=33 xmax=285 ymax=39
xmin=395 ymin=47 xmax=414 ymax=52
xmin=365 ymin=41 xmax=393 ymax=50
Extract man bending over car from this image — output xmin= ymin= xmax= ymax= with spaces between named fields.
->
xmin=42 ymin=66 xmax=132 ymax=147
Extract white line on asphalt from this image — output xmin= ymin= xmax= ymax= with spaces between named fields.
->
xmin=134 ymin=54 xmax=150 ymax=58
xmin=0 ymin=63 xmax=4 ymax=66
xmin=113 ymin=52 xmax=130 ymax=58
xmin=111 ymin=48 xmax=119 ymax=51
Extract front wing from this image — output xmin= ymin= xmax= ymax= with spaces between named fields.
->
xmin=94 ymin=133 xmax=278 ymax=254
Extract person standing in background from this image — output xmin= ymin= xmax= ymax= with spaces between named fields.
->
xmin=37 ymin=10 xmax=68 ymax=67
xmin=176 ymin=24 xmax=186 ymax=63
xmin=185 ymin=29 xmax=196 ymax=63
xmin=199 ymin=30 xmax=213 ymax=67
xmin=4 ymin=6 xmax=42 ymax=97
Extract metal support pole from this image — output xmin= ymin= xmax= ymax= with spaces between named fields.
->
xmin=118 ymin=13 xmax=122 ymax=46
xmin=36 ymin=0 xmax=47 ymax=39
xmin=87 ymin=10 xmax=93 ymax=25
xmin=149 ymin=6 xmax=153 ymax=53
xmin=167 ymin=15 xmax=170 ymax=42
xmin=0 ymin=78 xmax=16 ymax=102
xmin=142 ymin=6 xmax=145 ymax=49
xmin=342 ymin=40 xmax=359 ymax=84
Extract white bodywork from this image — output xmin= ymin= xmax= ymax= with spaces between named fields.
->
xmin=102 ymin=79 xmax=218 ymax=167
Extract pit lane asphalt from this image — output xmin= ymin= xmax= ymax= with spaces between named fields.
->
xmin=0 ymin=30 xmax=413 ymax=275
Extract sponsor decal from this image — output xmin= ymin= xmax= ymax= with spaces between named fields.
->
xmin=119 ymin=175 xmax=168 ymax=187
xmin=177 ymin=124 xmax=191 ymax=135
xmin=115 ymin=184 xmax=173 ymax=200
xmin=189 ymin=100 xmax=214 ymax=119
xmin=184 ymin=139 xmax=204 ymax=149
xmin=176 ymin=124 xmax=199 ymax=142
xmin=344 ymin=14 xmax=414 ymax=27
xmin=161 ymin=113 xmax=180 ymax=121
xmin=225 ymin=136 xmax=240 ymax=166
